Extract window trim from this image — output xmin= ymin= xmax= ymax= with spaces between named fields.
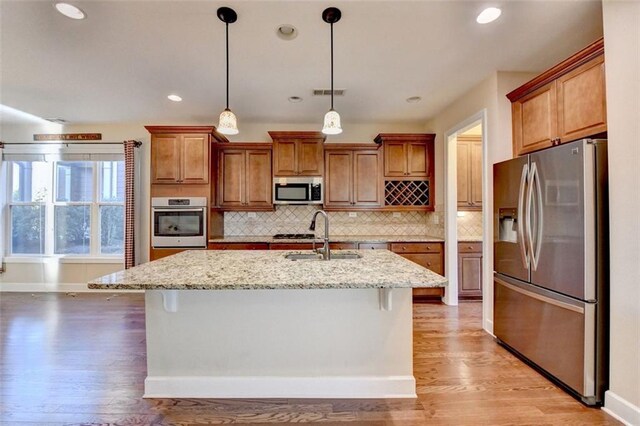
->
xmin=5 ymin=158 xmax=125 ymax=260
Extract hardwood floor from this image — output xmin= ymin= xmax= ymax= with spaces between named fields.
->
xmin=0 ymin=293 xmax=619 ymax=425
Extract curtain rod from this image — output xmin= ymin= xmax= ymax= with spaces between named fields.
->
xmin=0 ymin=141 xmax=141 ymax=147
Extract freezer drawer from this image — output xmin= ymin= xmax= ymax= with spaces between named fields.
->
xmin=494 ymin=274 xmax=596 ymax=401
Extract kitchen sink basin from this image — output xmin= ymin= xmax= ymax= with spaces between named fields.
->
xmin=284 ymin=252 xmax=362 ymax=261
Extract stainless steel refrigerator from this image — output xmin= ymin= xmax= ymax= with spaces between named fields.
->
xmin=493 ymin=139 xmax=608 ymax=405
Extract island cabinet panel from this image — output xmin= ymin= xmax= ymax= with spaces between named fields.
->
xmin=458 ymin=242 xmax=483 ymax=299
xmin=508 ymin=38 xmax=605 ymax=156
xmin=269 ymin=131 xmax=325 ymax=176
xmin=457 ymin=136 xmax=482 ymax=211
xmin=216 ymin=145 xmax=273 ymax=211
xmin=324 ymin=148 xmax=383 ymax=210
xmin=148 ymin=129 xmax=211 ymax=184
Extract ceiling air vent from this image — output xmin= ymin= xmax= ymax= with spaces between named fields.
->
xmin=313 ymin=89 xmax=346 ymax=96
xmin=44 ymin=118 xmax=68 ymax=124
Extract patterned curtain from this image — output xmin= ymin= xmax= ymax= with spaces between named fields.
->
xmin=123 ymin=140 xmax=141 ymax=269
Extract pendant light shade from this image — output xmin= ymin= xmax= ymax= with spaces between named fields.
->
xmin=217 ymin=7 xmax=239 ymax=135
xmin=321 ymin=7 xmax=343 ymax=136
xmin=218 ymin=108 xmax=239 ymax=135
xmin=322 ymin=109 xmax=342 ymax=135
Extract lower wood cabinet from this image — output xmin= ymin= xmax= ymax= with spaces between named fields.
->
xmin=390 ymin=242 xmax=445 ymax=299
xmin=358 ymin=242 xmax=389 ymax=250
xmin=458 ymin=242 xmax=483 ymax=299
xmin=269 ymin=243 xmax=315 ymax=250
xmin=150 ymin=248 xmax=190 ymax=261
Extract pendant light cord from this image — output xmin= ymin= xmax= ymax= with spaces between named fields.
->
xmin=330 ymin=22 xmax=334 ymax=110
xmin=226 ymin=22 xmax=230 ymax=110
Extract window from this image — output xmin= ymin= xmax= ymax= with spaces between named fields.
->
xmin=7 ymin=160 xmax=125 ymax=257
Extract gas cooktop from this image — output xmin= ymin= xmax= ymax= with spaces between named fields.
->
xmin=272 ymin=233 xmax=315 ymax=240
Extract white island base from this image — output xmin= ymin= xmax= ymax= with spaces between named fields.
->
xmin=144 ymin=288 xmax=415 ymax=399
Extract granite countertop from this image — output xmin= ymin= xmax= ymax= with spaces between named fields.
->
xmin=209 ymin=235 xmax=445 ymax=244
xmin=88 ymin=249 xmax=447 ymax=291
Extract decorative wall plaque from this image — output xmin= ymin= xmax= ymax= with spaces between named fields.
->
xmin=33 ymin=133 xmax=102 ymax=141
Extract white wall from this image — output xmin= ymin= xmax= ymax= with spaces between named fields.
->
xmin=424 ymin=71 xmax=536 ymax=327
xmin=602 ymin=1 xmax=640 ymax=423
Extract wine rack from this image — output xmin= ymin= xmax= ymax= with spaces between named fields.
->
xmin=384 ymin=180 xmax=430 ymax=206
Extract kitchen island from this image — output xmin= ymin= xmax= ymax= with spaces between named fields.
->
xmin=89 ymin=249 xmax=447 ymax=399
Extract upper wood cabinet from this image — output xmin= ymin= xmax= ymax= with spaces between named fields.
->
xmin=324 ymin=145 xmax=383 ymax=210
xmin=269 ymin=131 xmax=325 ymax=176
xmin=217 ymin=144 xmax=273 ymax=211
xmin=375 ymin=133 xmax=435 ymax=178
xmin=457 ymin=136 xmax=482 ymax=211
xmin=146 ymin=126 xmax=227 ymax=185
xmin=508 ymin=38 xmax=606 ymax=156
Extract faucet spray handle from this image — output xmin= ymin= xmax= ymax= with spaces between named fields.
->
xmin=309 ymin=219 xmax=316 ymax=231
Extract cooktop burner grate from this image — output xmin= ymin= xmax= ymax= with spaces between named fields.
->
xmin=272 ymin=233 xmax=315 ymax=240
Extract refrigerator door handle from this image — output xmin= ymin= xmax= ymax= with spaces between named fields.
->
xmin=527 ymin=162 xmax=543 ymax=271
xmin=517 ymin=163 xmax=530 ymax=269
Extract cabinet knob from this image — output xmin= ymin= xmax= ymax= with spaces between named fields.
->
xmin=402 ymin=246 xmax=406 ymax=250
xmin=427 ymin=262 xmax=432 ymax=266
xmin=426 ymin=246 xmax=431 ymax=250
xmin=468 ymin=246 xmax=473 ymax=249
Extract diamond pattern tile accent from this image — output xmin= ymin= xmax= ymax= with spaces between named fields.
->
xmin=223 ymin=205 xmax=445 ymax=238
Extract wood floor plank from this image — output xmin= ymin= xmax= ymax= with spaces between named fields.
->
xmin=0 ymin=292 xmax=620 ymax=424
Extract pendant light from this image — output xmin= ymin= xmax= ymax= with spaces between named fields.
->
xmin=321 ymin=7 xmax=342 ymax=135
xmin=217 ymin=7 xmax=239 ymax=135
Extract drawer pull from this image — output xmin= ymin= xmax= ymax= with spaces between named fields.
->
xmin=468 ymin=246 xmax=473 ymax=249
xmin=402 ymin=246 xmax=406 ymax=250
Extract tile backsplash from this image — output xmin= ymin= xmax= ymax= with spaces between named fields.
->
xmin=457 ymin=210 xmax=483 ymax=238
xmin=224 ymin=205 xmax=445 ymax=237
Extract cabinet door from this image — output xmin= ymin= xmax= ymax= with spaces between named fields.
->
xmin=245 ymin=150 xmax=272 ymax=207
xmin=557 ymin=55 xmax=607 ymax=143
xmin=181 ymin=135 xmax=209 ymax=184
xmin=512 ymin=82 xmax=558 ymax=156
xmin=383 ymin=142 xmax=407 ymax=177
xmin=273 ymin=140 xmax=297 ymax=176
xmin=218 ymin=150 xmax=245 ymax=207
xmin=151 ymin=134 xmax=181 ymax=184
xmin=353 ymin=151 xmax=383 ymax=207
xmin=406 ymin=142 xmax=428 ymax=177
xmin=324 ymin=151 xmax=353 ymax=207
xmin=470 ymin=140 xmax=483 ymax=207
xmin=297 ymin=140 xmax=323 ymax=176
xmin=458 ymin=251 xmax=483 ymax=298
xmin=456 ymin=141 xmax=471 ymax=208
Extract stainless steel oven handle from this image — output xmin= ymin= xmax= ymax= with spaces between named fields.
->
xmin=153 ymin=208 xmax=205 ymax=213
xmin=518 ymin=163 xmax=530 ymax=269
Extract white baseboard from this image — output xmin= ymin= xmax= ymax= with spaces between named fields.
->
xmin=0 ymin=282 xmax=142 ymax=293
xmin=603 ymin=390 xmax=640 ymax=426
xmin=144 ymin=375 xmax=417 ymax=399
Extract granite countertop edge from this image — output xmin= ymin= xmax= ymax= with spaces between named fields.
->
xmin=209 ymin=235 xmax=445 ymax=243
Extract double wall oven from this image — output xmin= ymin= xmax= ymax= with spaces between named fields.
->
xmin=152 ymin=197 xmax=207 ymax=248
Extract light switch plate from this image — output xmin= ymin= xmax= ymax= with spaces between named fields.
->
xmin=247 ymin=212 xmax=257 ymax=218
xmin=348 ymin=212 xmax=357 ymax=218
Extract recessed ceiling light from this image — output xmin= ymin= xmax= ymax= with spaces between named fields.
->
xmin=476 ymin=7 xmax=502 ymax=24
xmin=406 ymin=96 xmax=422 ymax=103
xmin=167 ymin=94 xmax=182 ymax=102
xmin=288 ymin=96 xmax=303 ymax=103
xmin=276 ymin=24 xmax=298 ymax=40
xmin=54 ymin=2 xmax=86 ymax=20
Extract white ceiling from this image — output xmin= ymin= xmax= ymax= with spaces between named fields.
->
xmin=0 ymin=1 xmax=603 ymax=126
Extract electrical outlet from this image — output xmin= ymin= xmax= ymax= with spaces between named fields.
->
xmin=392 ymin=212 xmax=401 ymax=218
xmin=348 ymin=212 xmax=357 ymax=218
xmin=247 ymin=212 xmax=257 ymax=218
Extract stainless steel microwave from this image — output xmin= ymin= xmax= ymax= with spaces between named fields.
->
xmin=273 ymin=177 xmax=323 ymax=205
xmin=151 ymin=197 xmax=207 ymax=248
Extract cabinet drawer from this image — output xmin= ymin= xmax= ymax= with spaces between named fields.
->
xmin=390 ymin=242 xmax=442 ymax=253
xmin=329 ymin=242 xmax=357 ymax=250
xmin=358 ymin=242 xmax=389 ymax=250
xmin=398 ymin=253 xmax=443 ymax=275
xmin=270 ymin=243 xmax=315 ymax=250
xmin=208 ymin=243 xmax=269 ymax=250
xmin=458 ymin=242 xmax=482 ymax=253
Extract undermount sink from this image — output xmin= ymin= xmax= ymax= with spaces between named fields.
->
xmin=285 ymin=252 xmax=362 ymax=261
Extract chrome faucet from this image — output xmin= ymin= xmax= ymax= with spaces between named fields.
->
xmin=309 ymin=210 xmax=330 ymax=260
